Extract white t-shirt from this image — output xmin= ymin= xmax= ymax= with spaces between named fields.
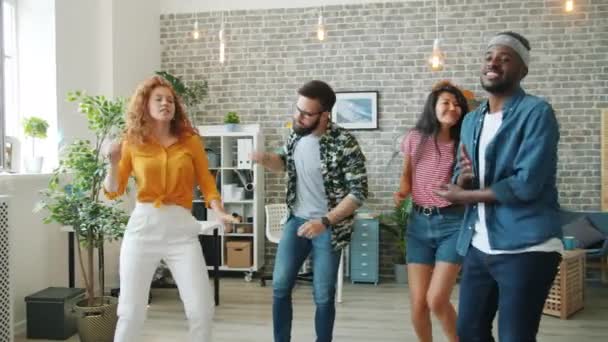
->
xmin=472 ymin=111 xmax=563 ymax=254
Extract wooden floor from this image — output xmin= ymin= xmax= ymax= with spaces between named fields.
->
xmin=16 ymin=279 xmax=608 ymax=341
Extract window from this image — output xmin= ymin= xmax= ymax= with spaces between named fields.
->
xmin=1 ymin=0 xmax=16 ymax=172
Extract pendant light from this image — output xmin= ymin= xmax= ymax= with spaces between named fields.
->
xmin=219 ymin=12 xmax=226 ymax=64
xmin=190 ymin=0 xmax=201 ymax=40
xmin=316 ymin=9 xmax=327 ymax=41
xmin=428 ymin=0 xmax=445 ymax=71
xmin=192 ymin=20 xmax=201 ymax=40
xmin=565 ymin=0 xmax=574 ymax=12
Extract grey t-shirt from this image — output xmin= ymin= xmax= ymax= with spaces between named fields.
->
xmin=292 ymin=134 xmax=328 ymax=219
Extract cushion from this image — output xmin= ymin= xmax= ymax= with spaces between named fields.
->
xmin=586 ymin=213 xmax=608 ymax=234
xmin=562 ymin=216 xmax=606 ymax=248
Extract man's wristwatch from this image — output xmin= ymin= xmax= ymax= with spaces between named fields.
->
xmin=320 ymin=216 xmax=331 ymax=228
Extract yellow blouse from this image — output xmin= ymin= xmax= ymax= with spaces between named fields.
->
xmin=104 ymin=134 xmax=221 ymax=209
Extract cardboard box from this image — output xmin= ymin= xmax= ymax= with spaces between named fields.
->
xmin=226 ymin=240 xmax=252 ymax=268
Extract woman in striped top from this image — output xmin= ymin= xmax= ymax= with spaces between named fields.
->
xmin=394 ymin=81 xmax=469 ymax=342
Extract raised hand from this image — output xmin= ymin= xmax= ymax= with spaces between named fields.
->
xmin=433 ymin=183 xmax=470 ymax=204
xmin=297 ymin=219 xmax=326 ymax=239
xmin=457 ymin=144 xmax=474 ymax=188
xmin=105 ymin=141 xmax=122 ymax=166
xmin=249 ymin=151 xmax=266 ymax=165
xmin=393 ymin=191 xmax=408 ymax=207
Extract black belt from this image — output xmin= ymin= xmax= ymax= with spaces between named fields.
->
xmin=413 ymin=203 xmax=464 ymax=216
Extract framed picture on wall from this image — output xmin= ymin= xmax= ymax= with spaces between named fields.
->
xmin=331 ymin=91 xmax=378 ymax=130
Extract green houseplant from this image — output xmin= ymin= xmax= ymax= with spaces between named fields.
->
xmin=22 ymin=116 xmax=49 ymax=173
xmin=379 ymin=197 xmax=412 ymax=283
xmin=36 ymin=91 xmax=129 ymax=342
xmin=224 ymin=111 xmax=240 ymax=132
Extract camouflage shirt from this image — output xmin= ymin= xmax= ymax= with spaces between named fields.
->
xmin=279 ymin=123 xmax=368 ymax=250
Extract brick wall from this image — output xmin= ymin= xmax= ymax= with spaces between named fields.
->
xmin=160 ymin=0 xmax=608 ymax=277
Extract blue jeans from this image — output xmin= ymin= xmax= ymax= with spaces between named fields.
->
xmin=457 ymin=247 xmax=561 ymax=342
xmin=273 ymin=215 xmax=341 ymax=342
xmin=406 ymin=210 xmax=463 ymax=265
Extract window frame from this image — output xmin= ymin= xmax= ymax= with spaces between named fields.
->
xmin=1 ymin=0 xmax=19 ymax=173
xmin=0 ymin=1 xmax=5 ymax=171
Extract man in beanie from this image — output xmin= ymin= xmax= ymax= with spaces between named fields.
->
xmin=435 ymin=31 xmax=562 ymax=341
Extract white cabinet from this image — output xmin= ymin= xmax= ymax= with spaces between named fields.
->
xmin=195 ymin=124 xmax=265 ymax=273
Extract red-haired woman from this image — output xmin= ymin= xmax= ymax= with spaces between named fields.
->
xmin=104 ymin=75 xmax=236 ymax=342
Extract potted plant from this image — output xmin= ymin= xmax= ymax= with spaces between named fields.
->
xmin=22 ymin=116 xmax=49 ymax=173
xmin=379 ymin=197 xmax=412 ymax=284
xmin=224 ymin=111 xmax=240 ymax=131
xmin=36 ymin=91 xmax=129 ymax=342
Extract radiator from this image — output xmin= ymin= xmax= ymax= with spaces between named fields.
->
xmin=0 ymin=197 xmax=12 ymax=341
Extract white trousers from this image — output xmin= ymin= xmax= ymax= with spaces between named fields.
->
xmin=114 ymin=203 xmax=214 ymax=342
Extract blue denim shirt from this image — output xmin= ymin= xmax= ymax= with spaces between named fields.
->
xmin=454 ymin=88 xmax=563 ymax=255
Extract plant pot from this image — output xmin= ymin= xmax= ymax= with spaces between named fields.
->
xmin=73 ymin=296 xmax=118 ymax=342
xmin=24 ymin=156 xmax=43 ymax=173
xmin=394 ymin=263 xmax=408 ymax=284
xmin=225 ymin=123 xmax=239 ymax=132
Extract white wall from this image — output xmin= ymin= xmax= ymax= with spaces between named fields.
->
xmin=161 ymin=0 xmax=393 ymax=13
xmin=113 ymin=0 xmax=161 ymax=98
xmin=55 ymin=0 xmax=114 ymax=145
xmin=55 ymin=0 xmax=161 ymax=144
xmin=1 ymin=175 xmax=68 ymax=334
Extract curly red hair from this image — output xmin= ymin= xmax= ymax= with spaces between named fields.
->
xmin=125 ymin=75 xmax=198 ymax=144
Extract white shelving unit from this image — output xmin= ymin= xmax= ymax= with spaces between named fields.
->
xmin=195 ymin=124 xmax=265 ymax=273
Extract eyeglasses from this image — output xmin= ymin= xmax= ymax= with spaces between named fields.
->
xmin=292 ymin=103 xmax=325 ymax=118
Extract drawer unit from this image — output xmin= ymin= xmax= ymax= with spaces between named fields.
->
xmin=350 ymin=218 xmax=379 ymax=285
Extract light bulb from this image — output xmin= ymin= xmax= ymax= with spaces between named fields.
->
xmin=192 ymin=21 xmax=201 ymax=40
xmin=428 ymin=38 xmax=445 ymax=71
xmin=565 ymin=0 xmax=574 ymax=12
xmin=219 ymin=41 xmax=225 ymax=64
xmin=218 ymin=26 xmax=225 ymax=42
xmin=218 ymin=20 xmax=226 ymax=64
xmin=317 ymin=13 xmax=326 ymax=41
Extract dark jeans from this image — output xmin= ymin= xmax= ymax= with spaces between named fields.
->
xmin=272 ymin=215 xmax=341 ymax=342
xmin=457 ymin=246 xmax=561 ymax=342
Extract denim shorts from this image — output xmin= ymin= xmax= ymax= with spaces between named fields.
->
xmin=406 ymin=208 xmax=464 ymax=265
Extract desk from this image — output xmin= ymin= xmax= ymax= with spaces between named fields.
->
xmin=63 ymin=220 xmax=224 ymax=306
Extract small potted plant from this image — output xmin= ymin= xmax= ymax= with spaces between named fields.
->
xmin=224 ymin=111 xmax=240 ymax=131
xmin=23 ymin=116 xmax=49 ymax=173
xmin=379 ymin=197 xmax=412 ymax=284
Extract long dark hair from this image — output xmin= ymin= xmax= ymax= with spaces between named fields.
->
xmin=412 ymin=81 xmax=469 ymax=166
